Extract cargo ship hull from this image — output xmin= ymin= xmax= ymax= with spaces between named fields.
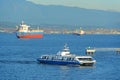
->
xmin=17 ymin=34 xmax=43 ymax=39
xmin=16 ymin=32 xmax=43 ymax=39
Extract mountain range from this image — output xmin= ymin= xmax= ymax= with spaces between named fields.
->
xmin=0 ymin=0 xmax=120 ymax=28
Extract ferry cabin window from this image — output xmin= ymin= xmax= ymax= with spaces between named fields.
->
xmin=65 ymin=57 xmax=74 ymax=61
xmin=78 ymin=58 xmax=92 ymax=61
xmin=67 ymin=57 xmax=72 ymax=61
xmin=41 ymin=56 xmax=49 ymax=59
xmin=51 ymin=57 xmax=54 ymax=60
xmin=63 ymin=50 xmax=68 ymax=52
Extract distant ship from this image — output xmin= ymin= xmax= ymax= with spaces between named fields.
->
xmin=73 ymin=27 xmax=85 ymax=35
xmin=16 ymin=21 xmax=43 ymax=39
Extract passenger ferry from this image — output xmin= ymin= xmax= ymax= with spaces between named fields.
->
xmin=37 ymin=44 xmax=96 ymax=66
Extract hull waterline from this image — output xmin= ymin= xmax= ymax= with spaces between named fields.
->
xmin=17 ymin=34 xmax=43 ymax=39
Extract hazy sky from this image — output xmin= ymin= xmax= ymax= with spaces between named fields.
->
xmin=27 ymin=0 xmax=120 ymax=12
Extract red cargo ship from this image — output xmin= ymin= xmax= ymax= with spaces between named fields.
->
xmin=16 ymin=21 xmax=43 ymax=39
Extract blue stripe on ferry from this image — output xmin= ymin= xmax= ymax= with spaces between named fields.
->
xmin=37 ymin=59 xmax=80 ymax=65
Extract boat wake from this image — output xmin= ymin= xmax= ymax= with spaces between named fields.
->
xmin=0 ymin=60 xmax=36 ymax=64
xmin=95 ymin=48 xmax=120 ymax=51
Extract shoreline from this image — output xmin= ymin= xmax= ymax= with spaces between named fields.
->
xmin=0 ymin=27 xmax=120 ymax=34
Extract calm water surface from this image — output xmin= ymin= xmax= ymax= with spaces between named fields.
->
xmin=0 ymin=33 xmax=120 ymax=80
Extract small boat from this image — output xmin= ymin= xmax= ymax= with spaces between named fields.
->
xmin=16 ymin=21 xmax=43 ymax=39
xmin=73 ymin=27 xmax=85 ymax=35
xmin=86 ymin=47 xmax=96 ymax=55
xmin=37 ymin=44 xmax=96 ymax=66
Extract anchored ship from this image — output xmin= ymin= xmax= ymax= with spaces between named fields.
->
xmin=73 ymin=27 xmax=85 ymax=35
xmin=37 ymin=44 xmax=96 ymax=66
xmin=16 ymin=21 xmax=43 ymax=39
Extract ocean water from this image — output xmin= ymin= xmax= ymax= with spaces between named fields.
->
xmin=0 ymin=32 xmax=120 ymax=80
